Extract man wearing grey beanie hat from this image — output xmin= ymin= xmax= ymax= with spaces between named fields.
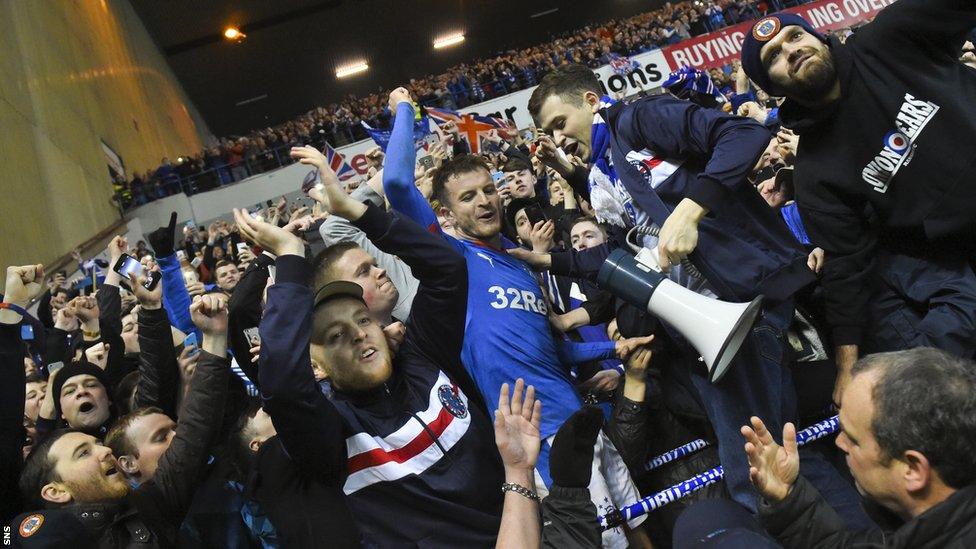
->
xmin=740 ymin=1 xmax=976 ymax=408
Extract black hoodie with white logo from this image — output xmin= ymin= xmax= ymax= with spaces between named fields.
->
xmin=779 ymin=0 xmax=976 ymax=346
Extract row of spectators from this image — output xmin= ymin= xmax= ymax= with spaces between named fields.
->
xmin=113 ymin=0 xmax=817 ymax=210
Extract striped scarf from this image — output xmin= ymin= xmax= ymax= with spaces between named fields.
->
xmin=588 ymin=96 xmax=635 ymax=228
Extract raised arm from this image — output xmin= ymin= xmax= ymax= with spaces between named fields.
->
xmin=382 ymin=88 xmax=440 ymax=232
xmin=36 ymin=289 xmax=54 ymax=329
xmin=318 ymin=182 xmax=384 ymax=247
xmin=234 ymin=209 xmax=347 ymax=482
xmin=202 ymin=225 xmax=219 ymax=275
xmin=146 ymin=294 xmax=230 ymax=529
xmin=0 ymin=264 xmax=45 ymax=523
xmin=227 ymin=253 xmax=274 ymax=386
xmin=294 ymin=144 xmax=475 ymax=395
xmin=605 ymin=343 xmax=653 ymax=471
xmin=129 ymin=268 xmax=180 ymax=418
xmin=864 ymin=0 xmax=976 ymax=56
xmin=98 ymin=236 xmax=126 ymax=334
xmin=494 ymin=381 xmax=542 ymax=549
xmin=148 ymin=213 xmax=197 ymax=336
xmin=88 ymin=236 xmax=131 ymax=388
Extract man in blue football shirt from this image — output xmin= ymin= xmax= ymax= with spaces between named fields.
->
xmin=382 ymin=87 xmax=652 ymax=548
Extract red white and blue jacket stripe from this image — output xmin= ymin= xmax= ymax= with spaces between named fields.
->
xmin=258 ymin=204 xmax=502 ymax=547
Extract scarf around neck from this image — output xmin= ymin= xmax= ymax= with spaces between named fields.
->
xmin=587 ymin=96 xmax=632 ymax=228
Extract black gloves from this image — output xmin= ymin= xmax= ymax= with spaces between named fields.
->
xmin=147 ymin=212 xmax=178 ymax=258
xmin=550 ymin=406 xmax=604 ymax=489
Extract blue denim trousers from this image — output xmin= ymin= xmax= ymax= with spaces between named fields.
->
xmin=672 ymin=499 xmax=780 ymax=548
xmin=866 ymin=250 xmax=976 ymax=359
xmin=689 ymin=299 xmax=873 ymax=530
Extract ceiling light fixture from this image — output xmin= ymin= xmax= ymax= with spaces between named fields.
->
xmin=224 ymin=27 xmax=246 ymax=40
xmin=336 ymin=62 xmax=369 ymax=78
xmin=434 ymin=33 xmax=465 ymax=49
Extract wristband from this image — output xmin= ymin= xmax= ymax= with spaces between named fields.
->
xmin=83 ymin=329 xmax=101 ymax=339
xmin=501 ymin=482 xmax=539 ymax=502
xmin=0 ymin=302 xmax=29 ymax=317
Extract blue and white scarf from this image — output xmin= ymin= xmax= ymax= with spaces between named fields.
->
xmin=661 ymin=66 xmax=721 ymax=99
xmin=588 ymin=96 xmax=640 ymax=228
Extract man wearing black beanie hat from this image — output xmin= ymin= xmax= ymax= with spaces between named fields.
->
xmin=36 ymin=360 xmax=115 ymax=440
xmin=741 ymin=2 xmax=976 ymax=406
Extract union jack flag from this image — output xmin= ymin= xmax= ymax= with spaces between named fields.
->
xmin=425 ymin=107 xmax=516 ymax=154
xmin=322 ymin=142 xmax=357 ymax=181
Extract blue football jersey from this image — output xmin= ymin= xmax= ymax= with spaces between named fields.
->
xmin=382 ymin=105 xmax=584 ymax=439
xmin=446 ymin=236 xmax=582 ymax=438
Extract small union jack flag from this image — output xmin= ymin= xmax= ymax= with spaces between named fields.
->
xmin=322 ymin=142 xmax=357 ymax=181
xmin=426 ymin=107 xmax=516 ymax=154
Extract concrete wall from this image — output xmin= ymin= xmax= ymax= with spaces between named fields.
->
xmin=124 ymin=136 xmax=382 ymax=233
xmin=125 ymin=160 xmax=322 ymax=233
xmin=0 ymin=0 xmax=210 ymax=268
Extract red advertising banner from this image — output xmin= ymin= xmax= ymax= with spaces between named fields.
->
xmin=662 ymin=0 xmax=897 ymax=70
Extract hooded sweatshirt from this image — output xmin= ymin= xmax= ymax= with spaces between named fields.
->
xmin=778 ymin=0 xmax=976 ymax=346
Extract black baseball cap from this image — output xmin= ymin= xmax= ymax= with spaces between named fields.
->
xmin=313 ymin=281 xmax=367 ymax=310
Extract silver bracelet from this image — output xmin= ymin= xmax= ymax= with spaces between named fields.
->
xmin=501 ymin=482 xmax=540 ymax=501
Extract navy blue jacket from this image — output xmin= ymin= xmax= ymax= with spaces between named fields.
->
xmin=602 ymin=96 xmax=814 ymax=303
xmin=259 ymin=204 xmax=502 ymax=547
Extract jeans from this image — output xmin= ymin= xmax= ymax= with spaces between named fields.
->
xmin=866 ymin=250 xmax=976 ymax=359
xmin=673 ymin=499 xmax=780 ymax=548
xmin=689 ymin=300 xmax=873 ymax=530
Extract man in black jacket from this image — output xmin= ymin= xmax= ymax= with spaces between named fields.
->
xmin=521 ymin=65 xmax=875 ymax=528
xmin=741 ymin=347 xmax=976 ymax=548
xmin=10 ymin=287 xmax=231 ymax=548
xmin=104 ymin=274 xmax=204 ymax=485
xmin=1 ymin=264 xmax=48 ymax=524
xmin=231 ymin=145 xmax=503 ymax=546
xmin=741 ymin=3 xmax=976 ymax=405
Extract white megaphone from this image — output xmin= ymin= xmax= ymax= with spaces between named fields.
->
xmin=597 ymin=248 xmax=763 ymax=383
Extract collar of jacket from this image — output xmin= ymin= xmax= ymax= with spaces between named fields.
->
xmin=598 ymin=101 xmax=630 ymax=147
xmin=897 ymin=484 xmax=976 ymax=545
xmin=59 ymin=419 xmax=112 ymax=440
xmin=68 ymin=500 xmax=128 ymax=534
xmin=333 ymin=375 xmax=398 ymax=409
xmin=778 ymin=35 xmax=855 ymax=134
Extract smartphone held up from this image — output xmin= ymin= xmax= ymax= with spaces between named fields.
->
xmin=113 ymin=253 xmax=160 ymax=290
xmin=523 ymin=204 xmax=548 ymax=226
